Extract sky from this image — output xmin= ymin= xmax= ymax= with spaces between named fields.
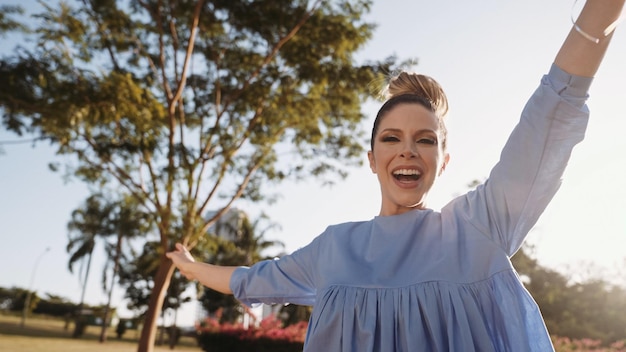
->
xmin=1 ymin=0 xmax=625 ymax=327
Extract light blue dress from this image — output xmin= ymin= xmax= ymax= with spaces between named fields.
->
xmin=230 ymin=64 xmax=592 ymax=351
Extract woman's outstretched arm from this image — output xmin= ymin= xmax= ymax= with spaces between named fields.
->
xmin=555 ymin=0 xmax=625 ymax=77
xmin=166 ymin=243 xmax=237 ymax=294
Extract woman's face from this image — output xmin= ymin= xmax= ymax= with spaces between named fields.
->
xmin=368 ymin=103 xmax=449 ymax=216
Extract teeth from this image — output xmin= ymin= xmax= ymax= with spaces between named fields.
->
xmin=393 ymin=169 xmax=421 ymax=176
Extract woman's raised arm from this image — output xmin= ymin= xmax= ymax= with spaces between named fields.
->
xmin=555 ymin=0 xmax=625 ymax=77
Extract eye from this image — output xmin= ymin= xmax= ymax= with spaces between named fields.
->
xmin=381 ymin=135 xmax=399 ymax=142
xmin=417 ymin=137 xmax=437 ymax=145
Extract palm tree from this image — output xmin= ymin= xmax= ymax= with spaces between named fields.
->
xmin=200 ymin=210 xmax=285 ymax=323
xmin=207 ymin=209 xmax=285 ymax=265
xmin=98 ymin=196 xmax=152 ymax=343
xmin=66 ymin=194 xmax=114 ymax=337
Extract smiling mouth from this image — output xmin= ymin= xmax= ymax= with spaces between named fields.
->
xmin=392 ymin=169 xmax=421 ymax=182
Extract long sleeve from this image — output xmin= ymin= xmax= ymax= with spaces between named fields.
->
xmin=449 ymin=64 xmax=593 ymax=256
xmin=229 ymin=230 xmax=323 ymax=307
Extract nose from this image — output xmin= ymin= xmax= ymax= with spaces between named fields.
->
xmin=400 ymin=141 xmax=418 ymax=158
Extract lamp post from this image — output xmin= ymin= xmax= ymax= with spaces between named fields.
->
xmin=21 ymin=246 xmax=50 ymax=327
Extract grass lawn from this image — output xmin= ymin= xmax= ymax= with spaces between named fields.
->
xmin=0 ymin=313 xmax=201 ymax=352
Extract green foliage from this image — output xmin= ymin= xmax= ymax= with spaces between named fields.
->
xmin=0 ymin=0 xmax=404 ymax=348
xmin=512 ymin=248 xmax=626 ymax=346
xmin=199 ymin=210 xmax=286 ymax=323
xmin=0 ymin=287 xmax=91 ymax=318
xmin=66 ymin=194 xmax=111 ymax=274
xmin=32 ymin=294 xmax=78 ymax=318
xmin=64 ymin=192 xmax=155 ymax=340
xmin=0 ymin=287 xmax=24 ymax=311
xmin=0 ymin=5 xmax=26 ymax=34
xmin=0 ymin=0 xmax=397 ymax=206
xmin=66 ymin=193 xmax=152 ymax=299
xmin=117 ymin=241 xmax=191 ymax=316
xmin=117 ymin=241 xmax=160 ymax=316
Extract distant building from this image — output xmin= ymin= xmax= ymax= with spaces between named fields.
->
xmin=205 ymin=207 xmax=247 ymax=241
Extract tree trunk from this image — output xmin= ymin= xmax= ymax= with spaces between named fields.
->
xmin=100 ymin=234 xmax=123 ymax=343
xmin=157 ymin=309 xmax=166 ymax=345
xmin=73 ymin=252 xmax=93 ymax=338
xmin=168 ymin=308 xmax=179 ymax=350
xmin=137 ymin=256 xmax=175 ymax=352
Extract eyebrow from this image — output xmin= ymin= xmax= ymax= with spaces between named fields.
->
xmin=379 ymin=128 xmax=438 ymax=134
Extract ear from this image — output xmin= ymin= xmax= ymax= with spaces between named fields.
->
xmin=367 ymin=150 xmax=377 ymax=174
xmin=439 ymin=153 xmax=450 ymax=176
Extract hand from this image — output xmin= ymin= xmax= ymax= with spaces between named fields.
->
xmin=166 ymin=243 xmax=197 ymax=280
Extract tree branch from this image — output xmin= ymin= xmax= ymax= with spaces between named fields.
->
xmin=221 ymin=0 xmax=323 ymax=110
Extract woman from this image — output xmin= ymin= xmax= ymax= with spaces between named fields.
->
xmin=167 ymin=1 xmax=624 ymax=350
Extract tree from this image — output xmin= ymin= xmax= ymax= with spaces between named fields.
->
xmin=208 ymin=210 xmax=285 ymax=266
xmin=117 ymin=241 xmax=193 ymax=345
xmin=66 ymin=194 xmax=114 ymax=337
xmin=512 ymin=246 xmax=626 ymax=345
xmin=117 ymin=241 xmax=192 ymax=319
xmin=67 ymin=193 xmax=151 ymax=340
xmin=0 ymin=5 xmax=25 ymax=34
xmin=0 ymin=1 xmax=403 ymax=350
xmin=199 ymin=210 xmax=285 ymax=324
xmin=118 ymin=242 xmax=162 ymax=319
xmin=98 ymin=195 xmax=153 ymax=343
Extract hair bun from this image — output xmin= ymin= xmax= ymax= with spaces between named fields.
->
xmin=381 ymin=72 xmax=448 ymax=117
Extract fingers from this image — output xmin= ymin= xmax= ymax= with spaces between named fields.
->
xmin=166 ymin=243 xmax=186 ymax=257
xmin=165 ymin=243 xmax=197 ymax=281
xmin=166 ymin=243 xmax=183 ymax=261
xmin=166 ymin=243 xmax=195 ymax=264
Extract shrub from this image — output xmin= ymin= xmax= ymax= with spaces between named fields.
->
xmin=551 ymin=336 xmax=626 ymax=352
xmin=196 ymin=315 xmax=307 ymax=352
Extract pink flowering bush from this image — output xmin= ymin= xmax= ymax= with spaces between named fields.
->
xmin=197 ymin=320 xmax=626 ymax=352
xmin=551 ymin=336 xmax=626 ymax=352
xmin=196 ymin=314 xmax=307 ymax=352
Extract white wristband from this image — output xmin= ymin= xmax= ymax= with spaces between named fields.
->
xmin=571 ymin=0 xmax=624 ymax=44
